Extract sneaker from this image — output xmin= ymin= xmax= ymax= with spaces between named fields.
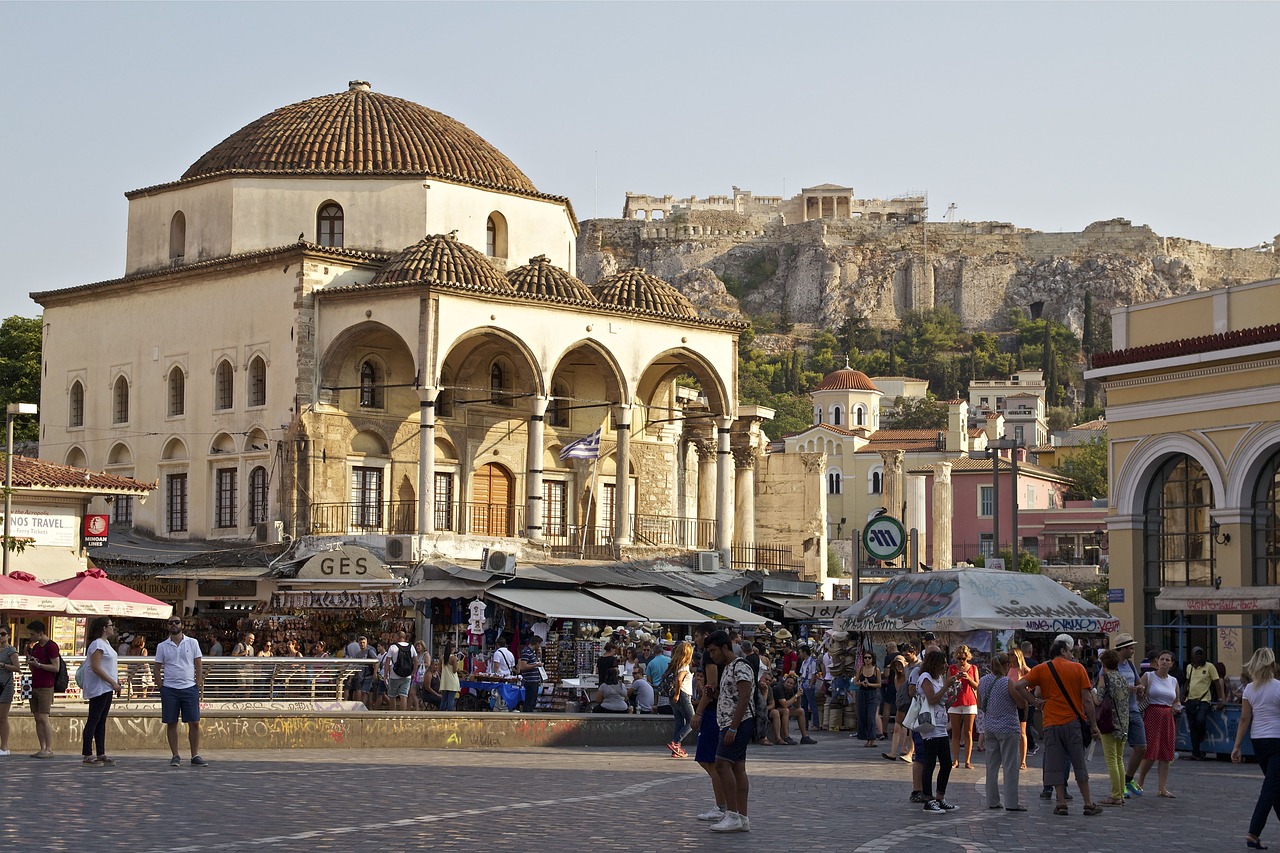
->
xmin=1027 ymin=746 xmax=1039 ymax=756
xmin=1125 ymin=780 xmax=1143 ymax=797
xmin=1039 ymin=788 xmax=1053 ymax=800
xmin=671 ymin=746 xmax=688 ymax=758
xmin=169 ymin=756 xmax=182 ymax=767
xmin=800 ymin=736 xmax=817 ymax=745
xmin=709 ymin=813 xmax=744 ymax=833
xmin=667 ymin=741 xmax=679 ymax=755
xmin=910 ymin=791 xmax=927 ymax=804
xmin=739 ymin=815 xmax=751 ymax=833
xmin=923 ymin=799 xmax=944 ymax=813
xmin=190 ymin=755 xmax=209 ymax=767
xmin=697 ymin=807 xmax=726 ymax=821
xmin=783 ymin=737 xmax=798 ymax=745
xmin=936 ymin=799 xmax=958 ymax=811
xmin=0 ymin=749 xmax=10 ymax=757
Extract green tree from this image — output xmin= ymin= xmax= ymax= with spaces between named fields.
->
xmin=885 ymin=395 xmax=947 ymax=429
xmin=0 ymin=315 xmax=42 ymax=443
xmin=1056 ymin=434 xmax=1109 ymax=500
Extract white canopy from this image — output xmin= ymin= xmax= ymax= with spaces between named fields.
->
xmin=838 ymin=568 xmax=1118 ymax=635
xmin=1154 ymin=585 xmax=1280 ymax=613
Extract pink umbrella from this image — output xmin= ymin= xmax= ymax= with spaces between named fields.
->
xmin=41 ymin=568 xmax=173 ymax=619
xmin=0 ymin=570 xmax=68 ymax=612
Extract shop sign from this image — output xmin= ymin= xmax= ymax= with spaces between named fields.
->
xmin=83 ymin=514 xmax=109 ymax=547
xmin=297 ymin=546 xmax=392 ymax=581
xmin=196 ymin=579 xmax=257 ymax=599
xmin=0 ymin=505 xmax=78 ymax=548
xmin=1107 ymin=588 xmax=1125 ymax=603
xmin=126 ymin=578 xmax=186 ymax=601
xmin=863 ymin=516 xmax=906 ymax=562
xmin=271 ymin=590 xmax=403 ymax=610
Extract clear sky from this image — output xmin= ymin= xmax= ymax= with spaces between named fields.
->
xmin=2 ymin=1 xmax=1276 ymax=320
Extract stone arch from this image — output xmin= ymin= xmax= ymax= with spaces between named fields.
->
xmin=1114 ymin=432 xmax=1226 ymax=517
xmin=210 ymin=432 xmax=238 ymax=455
xmin=635 ymin=347 xmax=731 ymax=416
xmin=318 ymin=320 xmax=417 ymax=412
xmin=245 ymin=428 xmax=270 ymax=453
xmin=350 ymin=429 xmax=390 ymax=458
xmin=438 ymin=327 xmax=545 ymax=407
xmin=434 ymin=437 xmax=458 ymax=462
xmin=107 ymin=442 xmax=133 ymax=466
xmin=547 ymin=339 xmax=629 ymax=421
xmin=162 ymin=437 xmax=188 ymax=461
xmin=1225 ymin=422 xmax=1280 ymax=513
xmin=169 ymin=211 xmax=186 ymax=260
xmin=485 ymin=211 xmax=508 ymax=259
xmin=65 ymin=445 xmax=87 ymax=468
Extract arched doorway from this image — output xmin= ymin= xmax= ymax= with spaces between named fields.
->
xmin=471 ymin=462 xmax=514 ymax=536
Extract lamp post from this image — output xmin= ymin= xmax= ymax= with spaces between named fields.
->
xmin=3 ymin=402 xmax=38 ymax=576
xmin=970 ymin=436 xmax=1022 ymax=569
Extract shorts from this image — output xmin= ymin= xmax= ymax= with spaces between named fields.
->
xmin=695 ymin=707 xmax=721 ymax=764
xmin=30 ymin=687 xmax=54 ymax=715
xmin=1041 ymin=722 xmax=1088 ymax=781
xmin=386 ymin=677 xmax=411 ymax=698
xmin=0 ymin=678 xmax=14 ymax=704
xmin=1127 ymin=706 xmax=1147 ymax=747
xmin=911 ymin=730 xmax=925 ymax=762
xmin=948 ymin=704 xmax=977 ymax=716
xmin=360 ymin=675 xmax=375 ymax=693
xmin=716 ymin=718 xmax=755 ymax=763
xmin=160 ymin=685 xmax=201 ymax=724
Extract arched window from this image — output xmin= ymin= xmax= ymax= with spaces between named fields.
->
xmin=214 ymin=360 xmax=234 ymax=410
xmin=169 ymin=211 xmax=186 ymax=261
xmin=832 ymin=405 xmax=843 ymax=427
xmin=112 ymin=376 xmax=129 ymax=425
xmin=317 ymin=202 xmax=344 ymax=247
xmin=1253 ymin=449 xmax=1280 ymax=586
xmin=490 ymin=361 xmax=511 ymax=407
xmin=814 ymin=406 xmax=822 ymax=425
xmin=856 ymin=405 xmax=866 ymax=427
xmin=871 ymin=470 xmax=883 ymax=494
xmin=167 ymin=367 xmax=185 ymax=417
xmin=485 ymin=212 xmax=507 ymax=259
xmin=249 ymin=465 xmax=270 ymax=525
xmin=1144 ymin=453 xmax=1216 ymax=654
xmin=360 ymin=359 xmax=384 ymax=409
xmin=248 ymin=356 xmax=267 ymax=407
xmin=69 ymin=380 xmax=84 ymax=428
xmin=828 ymin=471 xmax=843 ymax=495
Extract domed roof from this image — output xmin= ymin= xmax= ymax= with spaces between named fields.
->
xmin=507 ymin=255 xmax=597 ymax=302
xmin=814 ymin=366 xmax=880 ymax=392
xmin=371 ymin=232 xmax=510 ymax=292
xmin=181 ymin=81 xmax=537 ymax=194
xmin=592 ymin=268 xmax=697 ymax=318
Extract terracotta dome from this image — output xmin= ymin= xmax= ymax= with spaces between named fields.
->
xmin=592 ymin=268 xmax=696 ymax=318
xmin=182 ymin=81 xmax=538 ymax=194
xmin=507 ymin=255 xmax=597 ymax=302
xmin=814 ymin=366 xmax=880 ymax=392
xmin=371 ymin=233 xmax=510 ymax=292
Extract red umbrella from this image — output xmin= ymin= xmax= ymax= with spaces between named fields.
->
xmin=41 ymin=568 xmax=173 ymax=619
xmin=0 ymin=570 xmax=68 ymax=612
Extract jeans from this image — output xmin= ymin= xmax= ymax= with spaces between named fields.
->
xmin=802 ymin=685 xmax=819 ymax=729
xmin=1250 ymin=737 xmax=1280 ymax=838
xmin=856 ymin=688 xmax=879 ymax=740
xmin=919 ymin=735 xmax=953 ymax=799
xmin=1102 ymin=732 xmax=1126 ymax=800
xmin=985 ymin=730 xmax=1022 ymax=808
xmin=521 ymin=682 xmax=539 ymax=713
xmin=1186 ymin=698 xmax=1212 ymax=757
xmin=82 ymin=692 xmax=113 ymax=757
xmin=440 ymin=690 xmax=457 ymax=711
xmin=672 ymin=693 xmax=694 ymax=743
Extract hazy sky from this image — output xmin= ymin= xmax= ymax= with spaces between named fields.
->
xmin=2 ymin=1 xmax=1276 ymax=320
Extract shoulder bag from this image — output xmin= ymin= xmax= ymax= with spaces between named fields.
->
xmin=1047 ymin=660 xmax=1092 ymax=748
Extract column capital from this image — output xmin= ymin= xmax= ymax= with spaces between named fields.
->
xmin=530 ymin=394 xmax=549 ymax=418
xmin=416 ymin=386 xmax=440 ymax=404
xmin=732 ymin=447 xmax=758 ymax=469
xmin=613 ymin=403 xmax=633 ymax=427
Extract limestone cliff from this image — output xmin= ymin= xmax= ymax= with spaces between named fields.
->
xmin=577 ymin=213 xmax=1280 ymax=336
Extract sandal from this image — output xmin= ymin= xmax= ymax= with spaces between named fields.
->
xmin=1054 ymin=804 xmax=1069 ymax=816
xmin=964 ymin=763 xmax=975 ymax=769
xmin=1158 ymin=791 xmax=1177 ymax=799
xmin=1083 ymin=803 xmax=1104 ymax=816
xmin=1247 ymin=836 xmax=1268 ymax=849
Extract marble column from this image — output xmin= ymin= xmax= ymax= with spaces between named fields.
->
xmin=879 ymin=449 xmax=906 ymax=521
xmin=525 ymin=396 xmax=548 ymax=541
xmin=931 ymin=461 xmax=953 ymax=570
xmin=733 ymin=447 xmax=757 ymax=547
xmin=696 ymin=439 xmax=717 ymax=532
xmin=613 ymin=405 xmax=632 ymax=547
xmin=715 ymin=416 xmax=734 ymax=562
xmin=416 ymin=387 xmax=439 ymax=534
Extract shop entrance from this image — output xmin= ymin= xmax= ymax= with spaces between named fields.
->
xmin=471 ymin=463 xmax=514 ymax=536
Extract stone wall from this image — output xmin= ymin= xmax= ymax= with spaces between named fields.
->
xmin=754 ymin=451 xmax=827 ymax=583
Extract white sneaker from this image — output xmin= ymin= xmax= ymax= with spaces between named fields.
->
xmin=0 ymin=749 xmax=10 ymax=757
xmin=739 ymin=815 xmax=751 ymax=832
xmin=710 ymin=813 xmax=743 ymax=833
xmin=697 ymin=807 xmax=725 ymax=821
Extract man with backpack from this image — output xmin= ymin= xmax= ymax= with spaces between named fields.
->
xmin=25 ymin=620 xmax=60 ymax=758
xmin=705 ymin=629 xmax=758 ymax=833
xmin=383 ymin=631 xmax=417 ymax=711
xmin=1184 ymin=645 xmax=1224 ymax=760
xmin=647 ymin=640 xmax=673 ymax=714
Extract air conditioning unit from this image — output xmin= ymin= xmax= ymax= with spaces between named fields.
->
xmin=386 ymin=535 xmax=421 ymax=563
xmin=695 ymin=551 xmax=720 ymax=573
xmin=481 ymin=547 xmax=517 ymax=576
xmin=254 ymin=521 xmax=283 ymax=544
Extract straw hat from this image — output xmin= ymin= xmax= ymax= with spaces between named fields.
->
xmin=1112 ymin=632 xmax=1137 ymax=649
xmin=599 ymin=626 xmax=615 ymax=639
xmin=774 ymin=628 xmax=793 ymax=640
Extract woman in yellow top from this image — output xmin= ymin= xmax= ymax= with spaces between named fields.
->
xmin=439 ymin=644 xmax=461 ymax=711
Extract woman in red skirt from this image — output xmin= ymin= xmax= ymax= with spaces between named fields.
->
xmin=1136 ymin=650 xmax=1184 ymax=798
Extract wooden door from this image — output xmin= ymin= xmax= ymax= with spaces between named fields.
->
xmin=471 ymin=463 xmax=513 ymax=535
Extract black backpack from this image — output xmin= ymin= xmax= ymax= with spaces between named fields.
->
xmin=54 ymin=655 xmax=70 ymax=693
xmin=391 ymin=642 xmax=414 ymax=678
xmin=658 ymin=664 xmax=678 ymax=698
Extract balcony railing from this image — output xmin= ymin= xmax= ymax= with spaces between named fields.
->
xmin=309 ymin=501 xmax=525 ymax=537
xmin=732 ymin=542 xmax=804 ymax=572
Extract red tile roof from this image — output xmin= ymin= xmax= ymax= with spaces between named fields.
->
xmin=814 ymin=367 xmax=880 ymax=392
xmin=6 ymin=456 xmax=153 ymax=493
xmin=1091 ymin=322 xmax=1280 ymax=369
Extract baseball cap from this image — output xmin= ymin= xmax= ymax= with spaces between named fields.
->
xmin=922 ymin=632 xmax=936 ymax=642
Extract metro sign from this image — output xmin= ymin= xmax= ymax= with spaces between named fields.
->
xmin=863 ymin=516 xmax=906 ymax=562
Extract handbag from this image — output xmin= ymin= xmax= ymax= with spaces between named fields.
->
xmin=1096 ymin=689 xmax=1115 ymax=735
xmin=1047 ymin=660 xmax=1092 ymax=748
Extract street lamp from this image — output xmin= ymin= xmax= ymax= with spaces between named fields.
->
xmin=3 ymin=402 xmax=38 ymax=576
xmin=969 ymin=436 xmax=1022 ymax=569
xmin=968 ymin=446 xmax=1000 ymax=564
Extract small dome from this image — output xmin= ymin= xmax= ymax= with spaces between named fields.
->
xmin=814 ymin=367 xmax=880 ymax=392
xmin=592 ymin=268 xmax=696 ymax=318
xmin=371 ymin=232 xmax=510 ymax=291
xmin=507 ymin=255 xmax=597 ymax=302
xmin=182 ymin=82 xmax=538 ymax=194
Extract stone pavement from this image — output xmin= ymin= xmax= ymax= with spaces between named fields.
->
xmin=0 ymin=728 xmax=1255 ymax=852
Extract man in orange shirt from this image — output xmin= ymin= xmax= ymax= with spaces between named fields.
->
xmin=1016 ymin=635 xmax=1102 ymax=815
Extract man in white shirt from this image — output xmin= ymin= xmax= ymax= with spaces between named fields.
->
xmin=153 ymin=616 xmax=207 ymax=767
xmin=492 ymin=636 xmax=516 ymax=679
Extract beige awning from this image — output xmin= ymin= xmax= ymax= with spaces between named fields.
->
xmin=1154 ymin=586 xmax=1280 ymax=613
xmin=485 ymin=588 xmax=643 ymax=621
xmin=670 ymin=595 xmax=767 ymax=625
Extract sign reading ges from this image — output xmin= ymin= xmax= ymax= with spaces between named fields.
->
xmin=297 ymin=546 xmax=393 ymax=581
xmin=862 ymin=516 xmax=906 ymax=562
xmin=83 ymin=514 xmax=109 ymax=547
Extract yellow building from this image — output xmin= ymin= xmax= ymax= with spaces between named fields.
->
xmin=1086 ymin=277 xmax=1280 ymax=673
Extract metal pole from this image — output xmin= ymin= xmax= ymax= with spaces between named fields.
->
xmin=991 ymin=449 xmax=1000 ymax=560
xmin=1010 ymin=446 xmax=1020 ymax=570
xmin=852 ymin=526 xmax=861 ymax=603
xmin=3 ymin=410 xmax=12 ymax=576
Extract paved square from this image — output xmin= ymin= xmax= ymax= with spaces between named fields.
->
xmin=0 ymin=730 xmax=1257 ymax=852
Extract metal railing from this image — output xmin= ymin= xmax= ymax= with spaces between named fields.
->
xmin=308 ymin=501 xmax=417 ymax=535
xmin=731 ymin=542 xmax=804 ymax=572
xmin=14 ymin=656 xmax=377 ymax=704
xmin=632 ymin=513 xmax=715 ymax=549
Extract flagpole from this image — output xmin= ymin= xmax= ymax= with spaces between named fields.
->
xmin=579 ymin=456 xmax=600 ymax=560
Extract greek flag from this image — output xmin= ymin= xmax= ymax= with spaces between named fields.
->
xmin=559 ymin=428 xmax=602 ymax=461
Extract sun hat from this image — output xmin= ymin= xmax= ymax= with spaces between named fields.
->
xmin=774 ymin=628 xmax=793 ymax=640
xmin=1112 ymin=632 xmax=1137 ymax=649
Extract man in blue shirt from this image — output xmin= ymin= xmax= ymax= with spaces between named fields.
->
xmin=517 ymin=635 xmax=543 ymax=713
xmin=647 ymin=641 xmax=673 ymax=713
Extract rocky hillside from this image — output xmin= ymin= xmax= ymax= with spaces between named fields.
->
xmin=577 ymin=213 xmax=1280 ymax=338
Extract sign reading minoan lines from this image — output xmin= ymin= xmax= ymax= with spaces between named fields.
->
xmin=0 ymin=506 xmax=78 ymax=548
xmin=83 ymin=514 xmax=109 ymax=547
